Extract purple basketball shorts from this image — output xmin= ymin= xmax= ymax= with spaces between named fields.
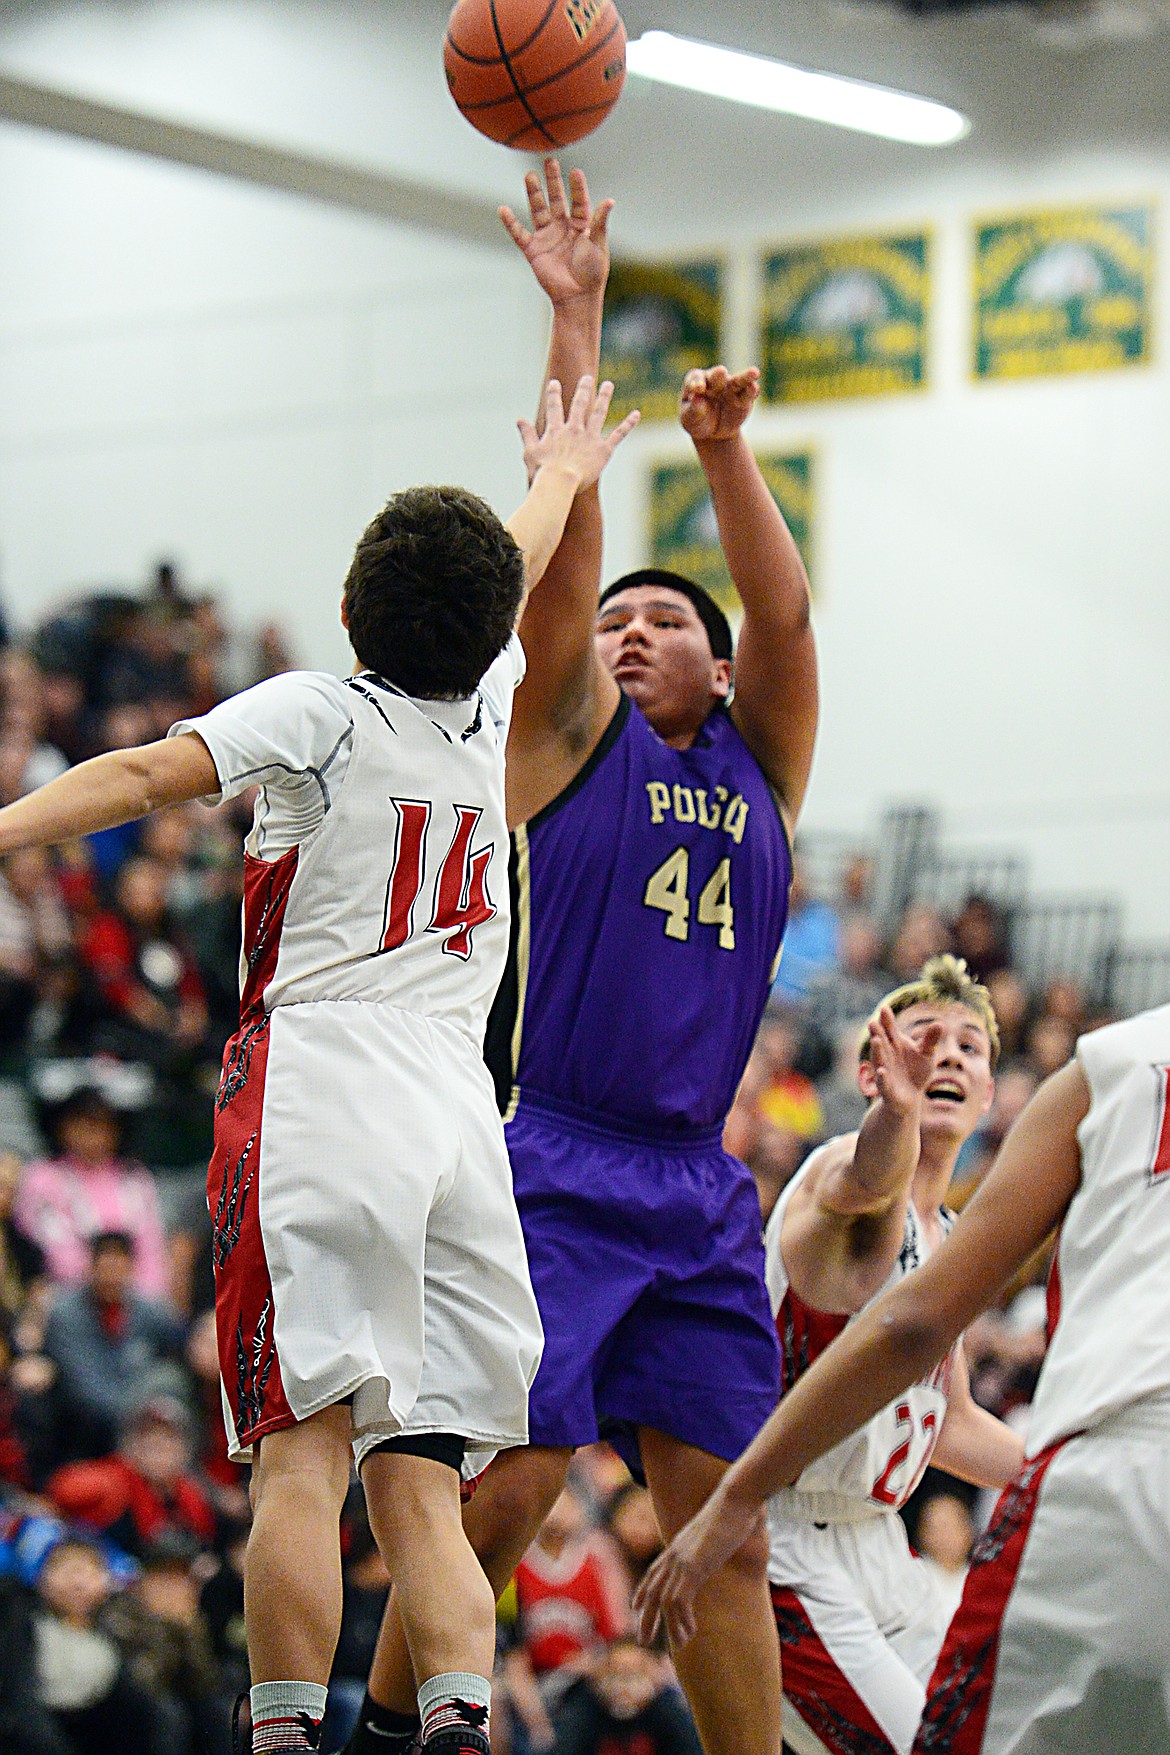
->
xmin=506 ymin=1094 xmax=780 ymax=1467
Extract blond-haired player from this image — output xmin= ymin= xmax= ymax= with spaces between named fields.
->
xmin=637 ymin=996 xmax=1170 ymax=1753
xmin=685 ymin=957 xmax=1024 ymax=1755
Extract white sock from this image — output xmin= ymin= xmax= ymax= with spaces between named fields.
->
xmin=418 ymin=1672 xmax=491 ymax=1743
xmin=250 ymin=1680 xmax=329 ymax=1751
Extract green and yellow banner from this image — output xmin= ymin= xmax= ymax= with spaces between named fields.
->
xmin=648 ymin=451 xmax=816 ymax=619
xmin=973 ymin=204 xmax=1154 ymax=380
xmin=761 ymin=232 xmax=930 ymax=403
xmin=601 ymin=259 xmax=723 ymax=423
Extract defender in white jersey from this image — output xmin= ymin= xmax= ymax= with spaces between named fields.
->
xmin=643 ymin=959 xmax=1024 ymax=1755
xmin=637 ymin=1003 xmax=1170 ymax=1755
xmin=0 ymin=375 xmax=639 ymax=1755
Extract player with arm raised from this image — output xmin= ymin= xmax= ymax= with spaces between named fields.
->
xmin=754 ymin=956 xmax=1022 ymax=1755
xmin=349 ymin=159 xmax=817 ymax=1755
xmin=637 ymin=1001 xmax=1170 ymax=1754
xmin=0 ymin=375 xmax=636 ymax=1755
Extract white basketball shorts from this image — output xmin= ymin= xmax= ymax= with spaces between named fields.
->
xmin=207 ymin=998 xmax=543 ymax=1477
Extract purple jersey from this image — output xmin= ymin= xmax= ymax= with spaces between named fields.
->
xmin=486 ymin=696 xmax=792 ymax=1135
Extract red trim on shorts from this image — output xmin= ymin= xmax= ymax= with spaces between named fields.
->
xmin=770 ymin=1585 xmax=899 ymax=1755
xmin=912 ymin=1439 xmax=1069 ymax=1754
xmin=210 ymin=845 xmax=300 ymax=1454
xmin=776 ymin=1286 xmax=849 ymax=1396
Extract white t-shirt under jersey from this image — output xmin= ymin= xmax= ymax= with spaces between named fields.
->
xmin=170 ymin=639 xmax=524 ymax=1040
xmin=1027 ymin=1003 xmax=1170 ymax=1454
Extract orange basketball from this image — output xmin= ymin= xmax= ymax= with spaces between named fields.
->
xmin=444 ymin=0 xmax=626 ymax=150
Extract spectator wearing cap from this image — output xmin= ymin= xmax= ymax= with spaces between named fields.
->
xmin=47 ymin=1392 xmax=216 ymax=1562
xmin=43 ymin=1231 xmax=185 ymax=1460
xmin=14 ymin=1089 xmax=170 ymax=1299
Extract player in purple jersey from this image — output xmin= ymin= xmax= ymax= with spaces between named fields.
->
xmin=347 ymin=162 xmax=817 ymax=1755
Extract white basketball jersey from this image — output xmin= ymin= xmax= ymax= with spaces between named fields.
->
xmin=171 ymin=640 xmax=523 ymax=1040
xmin=1027 ymin=1003 xmax=1170 ymax=1453
xmin=765 ymin=1148 xmax=958 ymax=1525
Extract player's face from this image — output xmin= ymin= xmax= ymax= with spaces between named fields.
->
xmin=595 ymin=586 xmax=731 ymax=744
xmin=897 ymin=1001 xmax=995 ymax=1142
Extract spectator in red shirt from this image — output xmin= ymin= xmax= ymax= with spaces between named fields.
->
xmin=47 ymin=1392 xmax=216 ymax=1562
xmin=78 ymin=855 xmax=207 ymax=1067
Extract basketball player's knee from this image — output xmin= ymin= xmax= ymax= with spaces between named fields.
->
xmin=471 ymin=1454 xmax=567 ymax=1571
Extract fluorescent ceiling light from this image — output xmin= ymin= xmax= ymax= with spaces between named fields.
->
xmin=625 ymin=31 xmax=970 ymax=147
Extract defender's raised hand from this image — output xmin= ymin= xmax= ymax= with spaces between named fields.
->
xmin=866 ymin=1005 xmax=944 ymax=1117
xmin=500 ymin=157 xmax=613 ymax=307
xmin=519 ymin=375 xmax=639 ymax=492
xmin=680 ymin=365 xmax=761 ymax=444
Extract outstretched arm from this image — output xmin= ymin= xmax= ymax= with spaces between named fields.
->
xmin=499 ymin=160 xmax=622 ymax=816
xmin=507 ymin=374 xmax=638 ymax=613
xmin=633 ymin=1058 xmax=1088 ymax=1647
xmin=781 ymin=1010 xmax=941 ymax=1312
xmin=681 ymin=368 xmax=818 ymax=828
xmin=0 ymin=733 xmax=221 ymax=856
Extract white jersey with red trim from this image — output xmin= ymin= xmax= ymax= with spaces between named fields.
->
xmin=170 ymin=639 xmax=523 ymax=1038
xmin=765 ymin=1147 xmax=959 ymax=1535
xmin=1027 ymin=1002 xmax=1170 ymax=1455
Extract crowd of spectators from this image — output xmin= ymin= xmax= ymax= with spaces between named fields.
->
xmin=0 ymin=559 xmax=1117 ymax=1752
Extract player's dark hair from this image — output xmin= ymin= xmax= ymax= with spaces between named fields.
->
xmin=598 ymin=568 xmax=734 ymax=662
xmin=343 ymin=486 xmax=525 ymax=700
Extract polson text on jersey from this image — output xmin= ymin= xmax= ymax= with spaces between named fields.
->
xmin=645 ymin=781 xmax=750 ymax=843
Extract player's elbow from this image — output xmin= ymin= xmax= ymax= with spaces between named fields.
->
xmin=113 ymin=744 xmax=168 ymax=817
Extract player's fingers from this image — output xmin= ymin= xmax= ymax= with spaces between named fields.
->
xmin=606 ymin=408 xmax=640 ymax=452
xmin=544 ymin=156 xmax=567 ymax=212
xmin=568 ymin=165 xmax=590 ymax=222
xmin=526 ymin=170 xmax=550 ymax=225
xmin=681 ymin=367 xmax=708 ymax=399
xmin=588 ymin=197 xmax=615 ymax=242
xmin=516 ymin=417 xmax=538 ymax=450
xmin=591 ymin=378 xmax=615 ymax=428
xmin=567 ymin=372 xmax=596 ymax=424
xmin=706 ymin=363 xmax=731 ymax=393
xmin=499 ymin=207 xmax=532 ymax=251
xmin=544 ymin=377 xmax=566 ymax=428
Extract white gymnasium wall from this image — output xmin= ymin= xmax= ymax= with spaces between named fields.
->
xmin=1 ymin=2 xmax=1169 ymax=933
xmin=595 ymin=143 xmax=1170 ymax=937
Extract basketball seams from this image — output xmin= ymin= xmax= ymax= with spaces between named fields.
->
xmin=503 ymin=102 xmax=615 ymax=148
xmin=446 ymin=0 xmax=560 ymax=65
xmin=454 ymin=14 xmax=623 ymax=118
xmin=488 ymin=0 xmax=558 ymax=148
xmin=445 ymin=0 xmax=625 ymax=148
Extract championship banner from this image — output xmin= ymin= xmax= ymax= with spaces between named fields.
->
xmin=973 ymin=204 xmax=1153 ymax=380
xmin=648 ymin=451 xmax=815 ymax=619
xmin=600 ymin=259 xmax=723 ymax=423
xmin=761 ymin=233 xmax=930 ymax=404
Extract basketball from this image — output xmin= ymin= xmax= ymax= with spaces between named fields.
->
xmin=444 ymin=0 xmax=626 ymax=150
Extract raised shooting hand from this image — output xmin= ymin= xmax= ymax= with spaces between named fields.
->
xmin=500 ymin=157 xmax=613 ymax=308
xmin=679 ymin=365 xmax=761 ymax=444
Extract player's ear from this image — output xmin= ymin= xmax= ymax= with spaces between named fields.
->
xmin=979 ymin=1075 xmax=995 ymax=1118
xmin=712 ymin=657 xmax=732 ymax=700
xmin=340 ymin=593 xmax=350 ymax=631
xmin=857 ymin=1057 xmax=879 ymax=1101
